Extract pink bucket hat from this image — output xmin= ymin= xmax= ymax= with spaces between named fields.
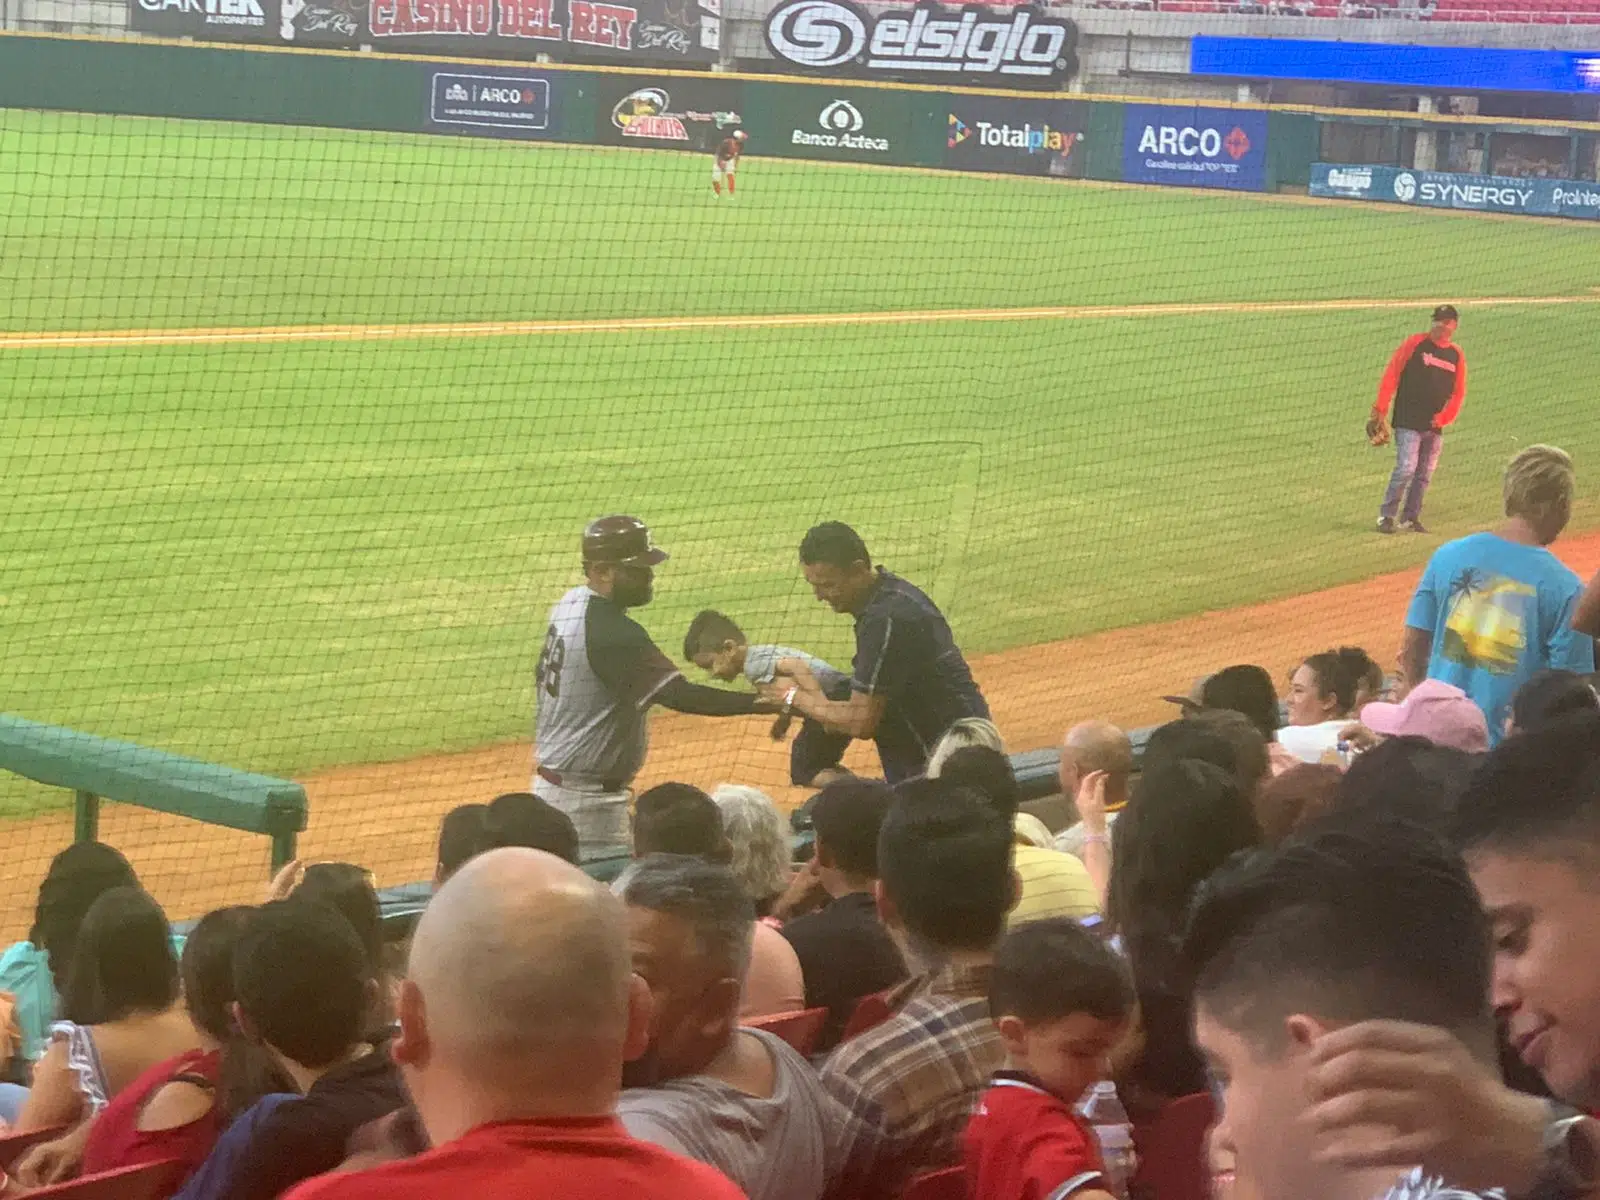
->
xmin=1359 ymin=679 xmax=1490 ymax=753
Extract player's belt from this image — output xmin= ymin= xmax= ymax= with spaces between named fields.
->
xmin=537 ymin=765 xmax=628 ymax=793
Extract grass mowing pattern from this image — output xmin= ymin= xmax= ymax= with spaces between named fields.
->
xmin=2 ymin=108 xmax=1598 ymax=813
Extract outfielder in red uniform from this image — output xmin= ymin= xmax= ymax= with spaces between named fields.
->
xmin=712 ymin=129 xmax=746 ymax=197
xmin=1371 ymin=304 xmax=1466 ymax=535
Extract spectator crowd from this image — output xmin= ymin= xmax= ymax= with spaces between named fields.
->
xmin=0 ymin=445 xmax=1599 ymax=1200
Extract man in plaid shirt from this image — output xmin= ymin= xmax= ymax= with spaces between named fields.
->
xmin=819 ymin=778 xmax=1011 ymax=1195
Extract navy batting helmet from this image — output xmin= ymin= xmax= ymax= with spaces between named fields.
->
xmin=582 ymin=515 xmax=669 ymax=567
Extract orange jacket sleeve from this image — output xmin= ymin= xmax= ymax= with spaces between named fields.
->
xmin=1374 ymin=333 xmax=1426 ymax=416
xmin=1434 ymin=347 xmax=1466 ymax=428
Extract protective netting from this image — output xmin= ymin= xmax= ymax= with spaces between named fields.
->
xmin=3 ymin=90 xmax=1599 ymax=933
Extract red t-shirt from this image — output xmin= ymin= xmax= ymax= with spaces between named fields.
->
xmin=282 ymin=1114 xmax=748 ymax=1200
xmin=81 ymin=1047 xmax=222 ymax=1180
xmin=963 ymin=1072 xmax=1107 ymax=1200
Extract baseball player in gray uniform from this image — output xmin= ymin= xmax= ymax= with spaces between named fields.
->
xmin=534 ymin=515 xmax=771 ymax=858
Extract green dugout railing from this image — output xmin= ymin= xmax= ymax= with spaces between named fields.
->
xmin=0 ymin=713 xmax=308 ymax=874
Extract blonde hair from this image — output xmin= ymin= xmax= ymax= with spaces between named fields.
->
xmin=709 ymin=785 xmax=791 ymax=909
xmin=1504 ymin=444 xmax=1574 ymax=539
xmin=925 ymin=717 xmax=1005 ymax=779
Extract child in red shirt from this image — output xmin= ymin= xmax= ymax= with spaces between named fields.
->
xmin=963 ymin=918 xmax=1136 ymax=1200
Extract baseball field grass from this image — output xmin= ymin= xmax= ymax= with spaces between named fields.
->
xmin=3 ymin=107 xmax=1599 ymax=817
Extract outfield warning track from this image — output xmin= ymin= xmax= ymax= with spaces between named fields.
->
xmin=3 ymin=294 xmax=1597 ymax=350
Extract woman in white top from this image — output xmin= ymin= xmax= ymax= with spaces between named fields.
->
xmin=1276 ymin=649 xmax=1376 ymax=764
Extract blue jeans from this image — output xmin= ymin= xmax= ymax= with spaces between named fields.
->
xmin=1380 ymin=428 xmax=1443 ymax=523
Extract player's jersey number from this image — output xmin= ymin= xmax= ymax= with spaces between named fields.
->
xmin=536 ymin=626 xmax=565 ymax=699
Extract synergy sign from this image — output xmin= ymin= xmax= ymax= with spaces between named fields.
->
xmin=1309 ymin=163 xmax=1600 ymax=222
xmin=764 ymin=0 xmax=1077 ymax=87
xmin=1391 ymin=171 xmax=1535 ymax=208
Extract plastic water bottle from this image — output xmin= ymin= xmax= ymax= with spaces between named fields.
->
xmin=1080 ymin=1081 xmax=1137 ymax=1199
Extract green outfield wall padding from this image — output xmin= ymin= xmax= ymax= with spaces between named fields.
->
xmin=0 ymin=36 xmax=426 ymax=132
xmin=1083 ymin=100 xmax=1126 ymax=183
xmin=1267 ymin=110 xmax=1319 ymax=188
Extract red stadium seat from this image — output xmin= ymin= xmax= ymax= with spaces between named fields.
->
xmin=903 ymin=1166 xmax=968 ymax=1200
xmin=744 ymin=1006 xmax=830 ymax=1057
xmin=1131 ymin=1092 xmax=1217 ymax=1200
xmin=24 ymin=1159 xmax=186 ymax=1200
xmin=0 ymin=1125 xmax=71 ymax=1170
xmin=840 ymin=990 xmax=895 ymax=1042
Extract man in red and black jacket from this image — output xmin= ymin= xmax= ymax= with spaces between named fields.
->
xmin=1372 ymin=304 xmax=1467 ymax=534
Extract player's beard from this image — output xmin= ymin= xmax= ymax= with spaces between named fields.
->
xmin=612 ymin=569 xmax=654 ymax=608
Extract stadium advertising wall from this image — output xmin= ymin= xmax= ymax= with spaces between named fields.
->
xmin=129 ymin=0 xmax=721 ymax=63
xmin=1122 ymin=104 xmax=1269 ymax=192
xmin=424 ymin=65 xmax=561 ymax=139
xmin=5 ymin=33 xmax=1332 ymax=186
xmin=746 ymin=83 xmax=921 ymax=166
xmin=762 ymin=0 xmax=1078 ymax=90
xmin=1310 ymin=162 xmax=1600 ymax=222
xmin=944 ymin=96 xmax=1087 ymax=178
xmin=594 ymin=77 xmax=743 ymax=153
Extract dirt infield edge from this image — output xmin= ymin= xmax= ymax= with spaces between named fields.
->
xmin=1 ymin=530 xmax=1596 ymax=937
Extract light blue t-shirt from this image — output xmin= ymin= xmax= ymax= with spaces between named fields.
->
xmin=1 ymin=931 xmax=189 ymax=1064
xmin=0 ymin=941 xmax=57 ymax=1063
xmin=744 ymin=644 xmax=848 ymax=694
xmin=1406 ymin=532 xmax=1595 ymax=743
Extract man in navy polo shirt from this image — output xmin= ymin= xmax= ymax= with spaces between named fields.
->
xmin=780 ymin=522 xmax=989 ymax=783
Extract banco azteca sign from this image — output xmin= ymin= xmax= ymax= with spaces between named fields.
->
xmin=764 ymin=0 xmax=1077 ymax=87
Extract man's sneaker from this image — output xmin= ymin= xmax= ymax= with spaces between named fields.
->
xmin=1402 ymin=519 xmax=1429 ymax=534
xmin=1376 ymin=518 xmax=1397 ymax=534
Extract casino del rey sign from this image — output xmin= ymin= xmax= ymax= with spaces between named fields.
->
xmin=764 ymin=0 xmax=1077 ymax=87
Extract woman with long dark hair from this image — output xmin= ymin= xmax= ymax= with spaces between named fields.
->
xmin=0 ymin=842 xmax=138 ymax=1074
xmin=1108 ymin=756 xmax=1261 ymax=1114
xmin=76 ymin=905 xmax=290 ymax=1189
xmin=16 ymin=887 xmax=202 ymax=1132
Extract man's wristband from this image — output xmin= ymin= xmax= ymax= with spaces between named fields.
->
xmin=782 ymin=686 xmax=798 ymax=716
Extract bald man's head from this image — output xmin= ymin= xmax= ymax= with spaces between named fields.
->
xmin=1060 ymin=720 xmax=1134 ymax=797
xmin=404 ymin=848 xmax=633 ymax=1086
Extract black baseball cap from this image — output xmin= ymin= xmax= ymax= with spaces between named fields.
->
xmin=1160 ymin=677 xmax=1207 ymax=713
xmin=1432 ymin=304 xmax=1459 ymax=323
xmin=582 ymin=515 xmax=669 ymax=567
xmin=1162 ymin=664 xmax=1281 ymax=738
